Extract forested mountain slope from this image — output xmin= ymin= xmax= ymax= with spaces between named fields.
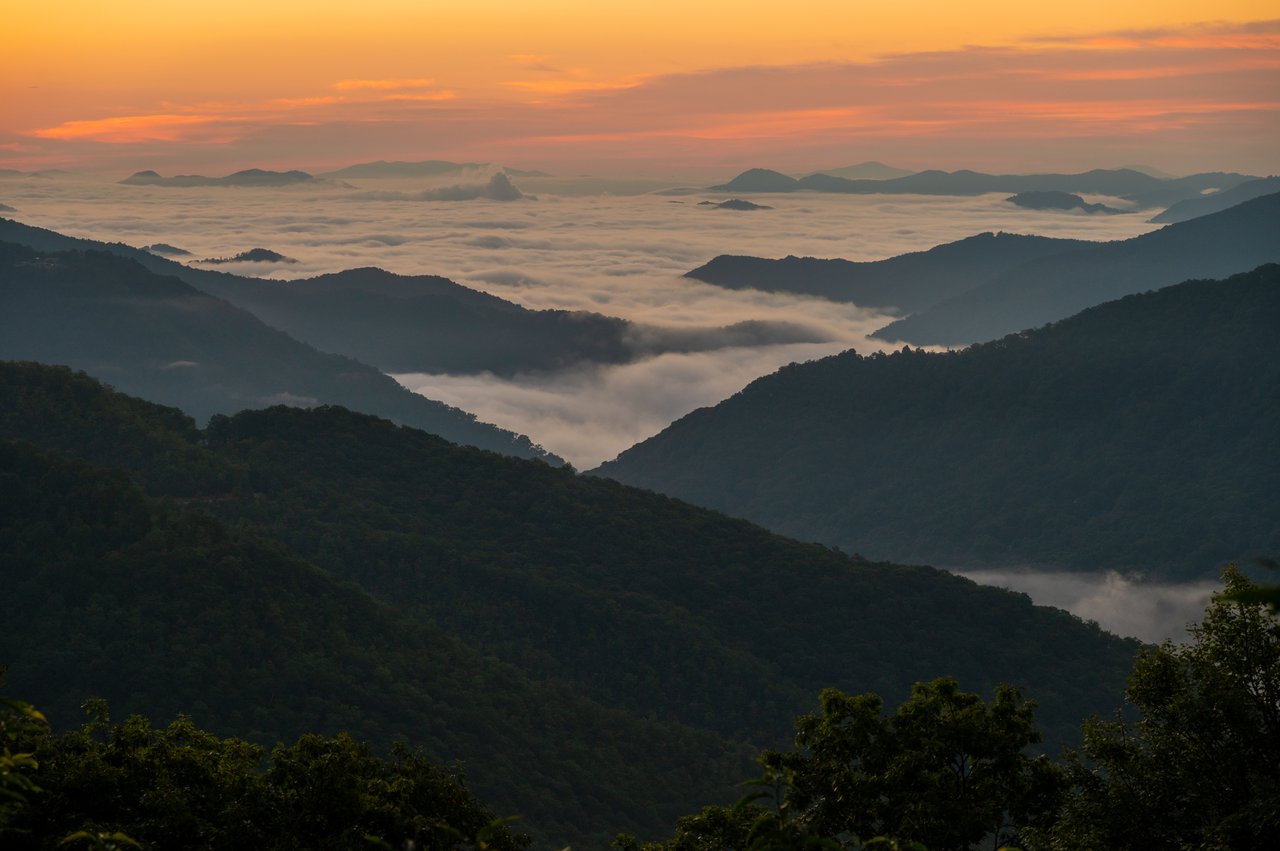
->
xmin=0 ymin=438 xmax=747 ymax=849
xmin=0 ymin=362 xmax=1140 ymax=843
xmin=596 ymin=265 xmax=1280 ymax=579
xmin=0 ymin=241 xmax=553 ymax=460
xmin=874 ymin=192 xmax=1280 ymax=345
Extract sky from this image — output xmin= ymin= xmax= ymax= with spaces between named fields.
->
xmin=3 ymin=2 xmax=1278 ymax=176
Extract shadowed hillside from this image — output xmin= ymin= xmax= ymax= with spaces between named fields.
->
xmin=596 ymin=265 xmax=1280 ymax=579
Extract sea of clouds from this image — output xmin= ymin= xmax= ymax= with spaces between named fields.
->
xmin=6 ymin=171 xmax=1210 ymax=642
xmin=3 ymin=171 xmax=1159 ymax=466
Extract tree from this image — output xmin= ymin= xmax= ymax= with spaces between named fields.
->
xmin=632 ymin=678 xmax=1057 ymax=851
xmin=1029 ymin=565 xmax=1280 ymax=850
xmin=1 ymin=665 xmax=48 ymax=834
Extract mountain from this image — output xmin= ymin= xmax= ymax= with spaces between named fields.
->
xmin=710 ymin=168 xmax=801 ymax=192
xmin=1006 ymin=191 xmax=1122 ymax=214
xmin=702 ymin=198 xmax=772 ymax=210
xmin=1149 ymin=176 xmax=1280 ymax=223
xmin=199 ymin=247 xmax=298 ymax=264
xmin=875 ymin=191 xmax=1280 ymax=345
xmin=0 ymin=240 xmax=553 ymax=460
xmin=119 ymin=168 xmax=319 ymax=187
xmin=709 ymin=167 xmax=1257 ymax=206
xmin=595 ymin=265 xmax=1280 ymax=580
xmin=685 ymin=232 xmax=1093 ymax=314
xmin=0 ymin=430 xmax=746 ymax=849
xmin=802 ymin=162 xmax=915 ymax=180
xmin=0 ymin=361 xmax=1142 ymax=842
xmin=0 ymin=217 xmax=827 ymax=377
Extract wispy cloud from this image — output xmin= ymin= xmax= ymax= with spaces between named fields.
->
xmin=12 ymin=18 xmax=1279 ymax=174
xmin=30 ymin=113 xmax=235 ymax=143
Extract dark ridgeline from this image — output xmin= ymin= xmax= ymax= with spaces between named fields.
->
xmin=1005 ymin=190 xmax=1123 ymax=214
xmin=0 ymin=360 xmax=1140 ymax=846
xmin=687 ymin=231 xmax=1093 ymax=314
xmin=1149 ymin=175 xmax=1280 ymax=223
xmin=596 ymin=264 xmax=1280 ymax=580
xmin=199 ymin=247 xmax=298 ymax=264
xmin=0 ymin=239 xmax=554 ymax=461
xmin=709 ymin=166 xmax=1259 ymax=208
xmin=876 ymin=191 xmax=1280 ymax=344
xmin=0 ymin=218 xmax=828 ymax=378
xmin=119 ymin=168 xmax=319 ymax=187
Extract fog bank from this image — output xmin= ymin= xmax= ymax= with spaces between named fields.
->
xmin=957 ymin=569 xmax=1218 ymax=644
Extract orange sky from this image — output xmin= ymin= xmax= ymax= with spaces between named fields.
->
xmin=2 ymin=2 xmax=1278 ymax=175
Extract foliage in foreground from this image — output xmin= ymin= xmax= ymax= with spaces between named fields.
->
xmin=629 ymin=568 xmax=1280 ymax=851
xmin=0 ymin=700 xmax=528 ymax=851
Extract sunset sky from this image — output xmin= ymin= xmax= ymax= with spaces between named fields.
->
xmin=3 ymin=1 xmax=1278 ymax=176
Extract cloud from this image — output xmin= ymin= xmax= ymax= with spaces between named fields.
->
xmin=30 ymin=114 xmax=234 ymax=143
xmin=958 ymin=569 xmax=1218 ymax=643
xmin=10 ymin=177 xmax=1164 ymax=465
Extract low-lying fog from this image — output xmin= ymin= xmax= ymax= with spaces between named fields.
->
xmin=958 ymin=569 xmax=1218 ymax=644
xmin=5 ymin=171 xmax=1160 ymax=467
xmin=5 ymin=172 xmax=1215 ymax=641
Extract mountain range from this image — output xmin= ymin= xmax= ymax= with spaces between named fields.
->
xmin=0 ymin=360 xmax=1141 ymax=846
xmin=710 ymin=167 xmax=1257 ymax=208
xmin=686 ymin=191 xmax=1280 ymax=346
xmin=0 ymin=237 xmax=553 ymax=460
xmin=595 ymin=264 xmax=1280 ymax=580
xmin=875 ymin=192 xmax=1280 ymax=345
xmin=0 ymin=217 xmax=828 ymax=379
xmin=120 ymin=168 xmax=322 ymax=187
xmin=1149 ymin=176 xmax=1280 ymax=223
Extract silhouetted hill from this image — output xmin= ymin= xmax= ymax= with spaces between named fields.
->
xmin=142 ymin=242 xmax=190 ymax=256
xmin=595 ymin=265 xmax=1280 ymax=580
xmin=876 ymin=191 xmax=1280 ymax=345
xmin=1150 ymin=176 xmax=1280 ymax=223
xmin=120 ymin=168 xmax=318 ymax=187
xmin=0 ymin=241 xmax=553 ymax=459
xmin=709 ymin=167 xmax=1257 ymax=206
xmin=0 ymin=217 xmax=827 ymax=377
xmin=199 ymin=247 xmax=298 ymax=264
xmin=1006 ymin=191 xmax=1122 ymax=214
xmin=686 ymin=232 xmax=1092 ymax=314
xmin=706 ymin=198 xmax=772 ymax=210
xmin=710 ymin=168 xmax=801 ymax=192
xmin=0 ymin=363 xmax=1140 ymax=798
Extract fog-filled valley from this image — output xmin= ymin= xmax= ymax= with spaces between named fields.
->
xmin=4 ymin=168 xmax=1277 ymax=651
xmin=4 ymin=161 xmax=1278 ymax=848
xmin=2 ymin=171 xmax=1164 ymax=465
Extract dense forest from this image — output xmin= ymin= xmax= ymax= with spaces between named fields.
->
xmin=0 ymin=361 xmax=1142 ymax=845
xmin=597 ymin=265 xmax=1280 ymax=579
xmin=5 ymin=569 xmax=1276 ymax=849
